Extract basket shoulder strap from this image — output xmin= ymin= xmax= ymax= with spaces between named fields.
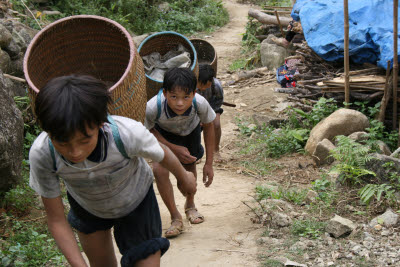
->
xmin=156 ymin=89 xmax=163 ymax=121
xmin=193 ymin=94 xmax=198 ymax=113
xmin=107 ymin=115 xmax=129 ymax=159
xmin=48 ymin=138 xmax=57 ymax=171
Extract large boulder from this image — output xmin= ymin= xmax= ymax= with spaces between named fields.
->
xmin=0 ymin=23 xmax=12 ymax=48
xmin=0 ymin=47 xmax=10 ymax=73
xmin=305 ymin=109 xmax=369 ymax=155
xmin=260 ymin=34 xmax=291 ymax=70
xmin=0 ymin=70 xmax=24 ymax=192
xmin=364 ymin=153 xmax=400 ymax=184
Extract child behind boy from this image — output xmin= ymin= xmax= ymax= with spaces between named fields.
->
xmin=29 ymin=75 xmax=196 ymax=267
xmin=145 ymin=68 xmax=216 ymax=238
xmin=196 ymin=64 xmax=224 ymax=162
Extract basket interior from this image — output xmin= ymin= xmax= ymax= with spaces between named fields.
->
xmin=191 ymin=39 xmax=216 ymax=64
xmin=26 ymin=17 xmax=131 ymax=92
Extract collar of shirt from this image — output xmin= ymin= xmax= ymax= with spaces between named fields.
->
xmin=164 ymin=99 xmax=193 ymax=118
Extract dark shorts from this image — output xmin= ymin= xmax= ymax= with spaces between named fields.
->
xmin=67 ymin=185 xmax=169 ymax=267
xmin=155 ymin=123 xmax=204 ymax=164
xmin=214 ymin=108 xmax=223 ymax=115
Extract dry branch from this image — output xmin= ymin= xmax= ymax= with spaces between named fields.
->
xmin=248 ymin=8 xmax=291 ymax=26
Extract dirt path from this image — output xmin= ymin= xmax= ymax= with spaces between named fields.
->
xmin=158 ymin=1 xmax=265 ymax=266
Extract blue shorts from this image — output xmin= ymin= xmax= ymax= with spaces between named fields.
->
xmin=67 ymin=185 xmax=169 ymax=266
xmin=155 ymin=123 xmax=204 ymax=165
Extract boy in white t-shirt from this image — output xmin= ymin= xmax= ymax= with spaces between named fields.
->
xmin=145 ymin=67 xmax=216 ymax=238
xmin=29 ymin=75 xmax=196 ymax=267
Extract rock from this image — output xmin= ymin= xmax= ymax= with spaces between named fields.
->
xmin=273 ymin=101 xmax=293 ymax=112
xmin=376 ymin=140 xmax=391 ymax=156
xmin=260 ymin=34 xmax=291 ymax=70
xmin=305 ymin=109 xmax=369 ymax=155
xmin=265 ymin=199 xmax=294 ymax=211
xmin=0 ymin=23 xmax=12 ymax=48
xmin=305 ymin=190 xmax=318 ymax=204
xmin=9 ymin=55 xmax=24 ymax=77
xmin=4 ymin=39 xmax=21 ymax=59
xmin=312 ymin=138 xmax=335 ymax=166
xmin=364 ymin=153 xmax=400 ymax=184
xmin=271 ymin=212 xmax=292 ymax=227
xmin=325 ymin=214 xmax=357 ymax=238
xmin=0 ymin=48 xmax=10 ymax=73
xmin=369 ymin=208 xmax=399 ymax=228
xmin=0 ymin=70 xmax=24 ymax=192
xmin=347 ymin=131 xmax=368 ymax=142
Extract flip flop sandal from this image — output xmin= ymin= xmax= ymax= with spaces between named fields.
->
xmin=165 ymin=219 xmax=184 ymax=238
xmin=185 ymin=207 xmax=204 ymax=224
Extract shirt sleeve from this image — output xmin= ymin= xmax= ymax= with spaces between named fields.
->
xmin=29 ymin=132 xmax=61 ymax=198
xmin=115 ymin=116 xmax=165 ymax=162
xmin=144 ymin=95 xmax=158 ymax=130
xmin=195 ymin=94 xmax=216 ymax=124
xmin=212 ymin=78 xmax=224 ymax=110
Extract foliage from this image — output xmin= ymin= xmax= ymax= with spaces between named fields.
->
xmin=229 ymin=59 xmax=248 ymax=71
xmin=0 ymin=220 xmax=65 ymax=266
xmin=19 ymin=0 xmax=229 ymax=35
xmin=366 ymin=119 xmax=399 ymax=152
xmin=291 ymin=219 xmax=326 ymax=239
xmin=255 ymin=185 xmax=308 ymax=205
xmin=359 ymin=183 xmax=395 ymax=205
xmin=311 ymin=176 xmax=338 ymax=205
xmin=241 ymin=19 xmax=261 ymax=53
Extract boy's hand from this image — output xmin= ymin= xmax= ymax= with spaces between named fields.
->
xmin=177 ymin=171 xmax=197 ymax=196
xmin=203 ymin=163 xmax=214 ymax=187
xmin=172 ymin=145 xmax=197 ymax=164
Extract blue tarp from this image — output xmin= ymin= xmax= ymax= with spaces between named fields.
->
xmin=291 ymin=0 xmax=400 ymax=69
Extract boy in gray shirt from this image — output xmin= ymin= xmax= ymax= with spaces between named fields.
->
xmin=197 ymin=64 xmax=224 ymax=162
xmin=29 ymin=75 xmax=196 ymax=267
xmin=145 ymin=67 xmax=216 ymax=238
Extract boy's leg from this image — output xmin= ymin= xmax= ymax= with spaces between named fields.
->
xmin=77 ymin=229 xmax=118 ymax=267
xmin=135 ymin=250 xmax=161 ymax=267
xmin=213 ymin=113 xmax=223 ymax=162
xmin=183 ymin=163 xmax=204 ymax=224
xmin=153 ymin=162 xmax=184 ymax=236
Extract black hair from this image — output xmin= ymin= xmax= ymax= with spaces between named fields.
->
xmin=35 ymin=75 xmax=111 ymax=142
xmin=198 ymin=64 xmax=215 ymax=84
xmin=163 ymin=67 xmax=197 ymax=94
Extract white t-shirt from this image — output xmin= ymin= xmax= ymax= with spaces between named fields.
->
xmin=144 ymin=93 xmax=216 ymax=136
xmin=29 ymin=116 xmax=164 ymax=219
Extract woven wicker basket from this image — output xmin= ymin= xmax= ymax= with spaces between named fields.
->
xmin=190 ymin=38 xmax=218 ymax=77
xmin=138 ymin=31 xmax=199 ymax=100
xmin=23 ymin=15 xmax=147 ymax=122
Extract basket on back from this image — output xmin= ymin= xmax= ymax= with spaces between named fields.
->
xmin=138 ymin=31 xmax=199 ymax=100
xmin=190 ymin=38 xmax=218 ymax=77
xmin=23 ymin=15 xmax=147 ymax=123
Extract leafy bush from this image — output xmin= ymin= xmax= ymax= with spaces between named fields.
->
xmin=255 ymin=185 xmax=308 ymax=205
xmin=291 ymin=219 xmax=326 ymax=239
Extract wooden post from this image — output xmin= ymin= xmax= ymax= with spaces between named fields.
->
xmin=377 ymin=61 xmax=392 ymax=123
xmin=394 ymin=0 xmax=399 ymax=131
xmin=274 ymin=10 xmax=285 ymax=37
xmin=344 ymin=0 xmax=350 ymax=105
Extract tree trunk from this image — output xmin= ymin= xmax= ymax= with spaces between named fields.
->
xmin=248 ymin=9 xmax=291 ymax=26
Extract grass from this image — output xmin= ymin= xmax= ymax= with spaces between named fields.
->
xmin=291 ymin=219 xmax=326 ymax=239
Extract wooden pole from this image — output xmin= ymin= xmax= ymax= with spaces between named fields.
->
xmin=377 ymin=61 xmax=392 ymax=123
xmin=394 ymin=0 xmax=399 ymax=131
xmin=274 ymin=10 xmax=285 ymax=37
xmin=344 ymin=0 xmax=350 ymax=105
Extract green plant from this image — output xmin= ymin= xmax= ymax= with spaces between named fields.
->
xmin=359 ymin=183 xmax=395 ymax=205
xmin=229 ymin=59 xmax=248 ymax=71
xmin=291 ymin=219 xmax=326 ymax=239
xmin=366 ymin=120 xmax=399 ymax=151
xmin=255 ymin=186 xmax=308 ymax=205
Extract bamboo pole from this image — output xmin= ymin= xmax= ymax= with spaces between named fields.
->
xmin=394 ymin=0 xmax=399 ymax=132
xmin=274 ymin=10 xmax=285 ymax=37
xmin=344 ymin=0 xmax=350 ymax=105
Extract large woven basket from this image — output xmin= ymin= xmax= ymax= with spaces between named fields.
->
xmin=23 ymin=15 xmax=146 ymax=122
xmin=138 ymin=31 xmax=199 ymax=100
xmin=190 ymin=38 xmax=218 ymax=77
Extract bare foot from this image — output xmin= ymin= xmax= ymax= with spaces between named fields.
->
xmin=214 ymin=152 xmax=224 ymax=163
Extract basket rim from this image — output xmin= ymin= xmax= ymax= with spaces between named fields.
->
xmin=23 ymin=15 xmax=135 ymax=94
xmin=138 ymin=31 xmax=198 ymax=83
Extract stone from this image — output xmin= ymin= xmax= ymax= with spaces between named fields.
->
xmin=326 ymin=214 xmax=357 ymax=238
xmin=252 ymin=114 xmax=286 ymax=128
xmin=347 ymin=131 xmax=368 ymax=142
xmin=265 ymin=199 xmax=294 ymax=211
xmin=271 ymin=212 xmax=292 ymax=227
xmin=376 ymin=140 xmax=391 ymax=156
xmin=312 ymin=138 xmax=336 ymax=166
xmin=364 ymin=154 xmax=400 ymax=184
xmin=370 ymin=208 xmax=399 ymax=228
xmin=305 ymin=108 xmax=369 ymax=155
xmin=0 ymin=48 xmax=10 ymax=73
xmin=4 ymin=39 xmax=21 ymax=59
xmin=305 ymin=190 xmax=318 ymax=204
xmin=260 ymin=34 xmax=291 ymax=70
xmin=0 ymin=70 xmax=24 ymax=192
xmin=0 ymin=23 xmax=12 ymax=48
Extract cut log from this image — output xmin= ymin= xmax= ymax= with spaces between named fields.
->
xmin=248 ymin=8 xmax=291 ymax=26
xmin=232 ymin=67 xmax=269 ymax=81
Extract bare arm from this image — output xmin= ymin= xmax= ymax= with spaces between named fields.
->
xmin=42 ymin=196 xmax=88 ymax=267
xmin=202 ymin=122 xmax=215 ymax=187
xmin=150 ymin=128 xmax=196 ymax=164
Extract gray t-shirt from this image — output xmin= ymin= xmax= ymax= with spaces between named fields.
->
xmin=197 ymin=78 xmax=224 ymax=111
xmin=144 ymin=93 xmax=216 ymax=136
xmin=29 ymin=116 xmax=164 ymax=219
